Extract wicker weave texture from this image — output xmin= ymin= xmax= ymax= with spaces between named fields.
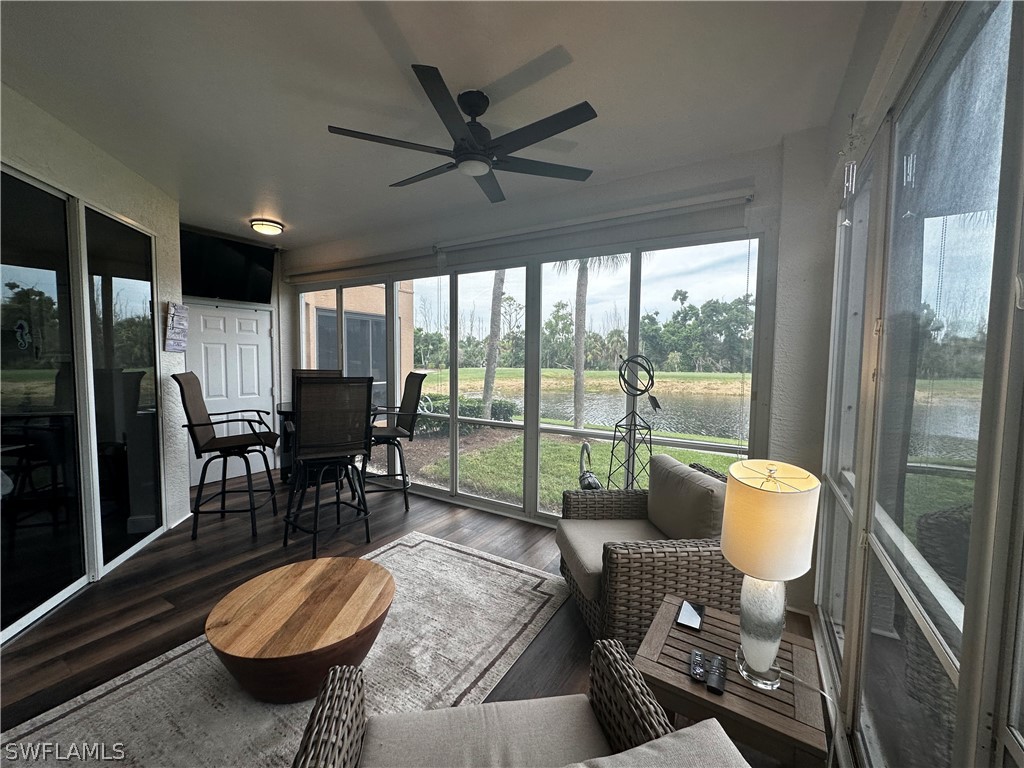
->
xmin=603 ymin=540 xmax=742 ymax=654
xmin=561 ymin=489 xmax=649 ymax=520
xmin=559 ymin=469 xmax=744 ymax=655
xmin=561 ymin=559 xmax=605 ymax=639
xmin=588 ymin=639 xmax=673 ymax=753
xmin=292 ymin=666 xmax=366 ymax=768
xmin=561 ymin=543 xmax=742 ymax=656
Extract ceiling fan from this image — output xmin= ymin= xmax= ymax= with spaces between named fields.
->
xmin=327 ymin=64 xmax=597 ymax=203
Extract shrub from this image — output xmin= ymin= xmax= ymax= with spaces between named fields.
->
xmin=417 ymin=395 xmax=520 ymax=437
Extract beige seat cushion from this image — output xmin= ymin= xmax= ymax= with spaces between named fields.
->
xmin=563 ymin=718 xmax=752 ymax=768
xmin=360 ymin=694 xmax=611 ymax=768
xmin=556 ymin=518 xmax=666 ymax=602
xmin=647 ymin=455 xmax=725 ymax=540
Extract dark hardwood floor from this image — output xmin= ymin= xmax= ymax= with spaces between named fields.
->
xmin=1 ymin=479 xmax=593 ymax=730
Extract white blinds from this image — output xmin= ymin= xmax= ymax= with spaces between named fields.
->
xmin=285 ymin=188 xmax=752 ymax=285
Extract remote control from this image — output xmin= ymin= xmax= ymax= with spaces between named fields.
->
xmin=706 ymin=654 xmax=727 ymax=694
xmin=689 ymin=649 xmax=706 ymax=682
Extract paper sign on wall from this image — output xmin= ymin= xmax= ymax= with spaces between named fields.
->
xmin=164 ymin=302 xmax=189 ymax=353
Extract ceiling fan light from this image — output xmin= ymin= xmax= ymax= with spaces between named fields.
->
xmin=457 ymin=157 xmax=491 ymax=177
xmin=250 ymin=219 xmax=284 ymax=236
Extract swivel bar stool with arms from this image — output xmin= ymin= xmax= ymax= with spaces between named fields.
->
xmin=283 ymin=373 xmax=374 ymax=557
xmin=361 ymin=371 xmax=427 ymax=513
xmin=172 ymin=371 xmax=279 ymax=540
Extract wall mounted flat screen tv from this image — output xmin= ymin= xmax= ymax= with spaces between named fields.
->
xmin=179 ymin=228 xmax=275 ymax=304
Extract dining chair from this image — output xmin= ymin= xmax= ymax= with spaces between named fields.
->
xmin=171 ymin=371 xmax=279 ymax=540
xmin=361 ymin=371 xmax=427 ymax=513
xmin=283 ymin=373 xmax=374 ymax=557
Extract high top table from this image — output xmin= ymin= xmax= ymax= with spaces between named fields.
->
xmin=205 ymin=557 xmax=395 ymax=703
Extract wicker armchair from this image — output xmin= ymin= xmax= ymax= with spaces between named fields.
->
xmin=558 ymin=461 xmax=744 ymax=655
xmin=293 ymin=639 xmax=750 ymax=768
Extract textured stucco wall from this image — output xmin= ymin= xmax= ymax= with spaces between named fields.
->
xmin=1 ymin=83 xmax=190 ymax=528
xmin=772 ymin=126 xmax=835 ymax=609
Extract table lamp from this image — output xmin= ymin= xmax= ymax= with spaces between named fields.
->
xmin=721 ymin=459 xmax=821 ymax=690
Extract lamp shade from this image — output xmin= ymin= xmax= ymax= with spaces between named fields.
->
xmin=721 ymin=460 xmax=820 ymax=582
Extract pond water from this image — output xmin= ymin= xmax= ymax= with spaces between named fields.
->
xmin=909 ymin=399 xmax=981 ymax=463
xmin=463 ymin=389 xmax=982 ymax=457
xmin=536 ymin=391 xmax=749 ymax=442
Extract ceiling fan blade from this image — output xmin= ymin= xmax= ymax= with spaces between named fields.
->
xmin=411 ymin=64 xmax=478 ymax=149
xmin=493 ymin=156 xmax=592 ymax=181
xmin=328 ymin=125 xmax=453 ymax=157
xmin=489 ymin=102 xmax=597 ymax=157
xmin=390 ymin=163 xmax=457 ymax=187
xmin=474 ymin=171 xmax=506 ymax=203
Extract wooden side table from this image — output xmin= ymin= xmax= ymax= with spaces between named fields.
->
xmin=633 ymin=594 xmax=827 ymax=767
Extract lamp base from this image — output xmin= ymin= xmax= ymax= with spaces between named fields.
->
xmin=737 ymin=575 xmax=786 ymax=691
xmin=735 ymin=646 xmax=782 ymax=690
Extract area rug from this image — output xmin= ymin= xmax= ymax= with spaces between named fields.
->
xmin=1 ymin=532 xmax=568 ymax=767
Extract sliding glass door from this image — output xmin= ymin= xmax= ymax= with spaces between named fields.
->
xmin=1 ymin=170 xmax=166 ymax=635
xmin=0 ymin=173 xmax=86 ymax=630
xmin=85 ymin=208 xmax=163 ymax=563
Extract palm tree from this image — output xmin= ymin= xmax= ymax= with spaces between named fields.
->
xmin=481 ymin=269 xmax=506 ymax=420
xmin=555 ymin=255 xmax=630 ymax=429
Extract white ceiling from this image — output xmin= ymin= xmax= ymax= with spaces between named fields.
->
xmin=1 ymin=1 xmax=864 ymax=256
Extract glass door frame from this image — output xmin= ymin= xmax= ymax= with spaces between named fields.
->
xmin=0 ymin=167 xmax=168 ymax=642
xmin=1 ymin=167 xmax=90 ymax=641
xmin=80 ymin=201 xmax=167 ymax=576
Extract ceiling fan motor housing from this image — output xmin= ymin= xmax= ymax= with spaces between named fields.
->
xmin=465 ymin=121 xmax=493 ymax=151
xmin=457 ymin=89 xmax=490 ymax=119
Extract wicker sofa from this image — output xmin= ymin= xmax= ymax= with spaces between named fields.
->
xmin=292 ymin=639 xmax=751 ymax=768
xmin=557 ymin=456 xmax=744 ymax=654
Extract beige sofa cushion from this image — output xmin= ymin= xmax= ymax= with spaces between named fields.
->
xmin=647 ymin=455 xmax=725 ymax=539
xmin=360 ymin=694 xmax=611 ymax=768
xmin=556 ymin=518 xmax=666 ymax=602
xmin=563 ymin=719 xmax=751 ymax=768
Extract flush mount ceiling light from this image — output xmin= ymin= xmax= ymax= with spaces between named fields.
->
xmin=250 ymin=219 xmax=284 ymax=236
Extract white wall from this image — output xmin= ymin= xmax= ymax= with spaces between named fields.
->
xmin=772 ymin=126 xmax=836 ymax=610
xmin=1 ymin=84 xmax=191 ymax=528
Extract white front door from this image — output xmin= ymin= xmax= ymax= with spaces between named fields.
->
xmin=184 ymin=304 xmax=275 ymax=485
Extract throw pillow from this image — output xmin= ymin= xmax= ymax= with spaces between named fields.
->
xmin=647 ymin=454 xmax=725 ymax=539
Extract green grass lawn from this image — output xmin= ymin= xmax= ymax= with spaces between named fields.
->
xmin=418 ymin=429 xmax=742 ymax=511
xmin=900 ymin=472 xmax=975 ymax=546
xmin=420 ymin=368 xmax=751 ymax=397
xmin=2 ymin=366 xmax=156 ymax=409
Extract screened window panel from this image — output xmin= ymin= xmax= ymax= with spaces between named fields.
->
xmin=858 ymin=553 xmax=957 ymax=768
xmin=638 ymin=240 xmax=758 ymax=451
xmin=870 ymin=0 xmax=1011 ymax=659
xmin=539 ymin=254 xmax=630 ymax=434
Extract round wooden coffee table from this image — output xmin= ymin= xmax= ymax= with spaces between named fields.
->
xmin=205 ymin=557 xmax=395 ymax=703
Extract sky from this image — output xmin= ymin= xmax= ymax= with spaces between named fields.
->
xmin=4 ymin=238 xmax=759 ymax=337
xmin=919 ymin=213 xmax=993 ymax=339
xmin=2 ymin=265 xmax=153 ymax=318
xmin=415 ymin=238 xmax=759 ymax=337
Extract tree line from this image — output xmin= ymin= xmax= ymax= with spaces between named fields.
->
xmin=413 ymin=288 xmax=756 ymax=375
